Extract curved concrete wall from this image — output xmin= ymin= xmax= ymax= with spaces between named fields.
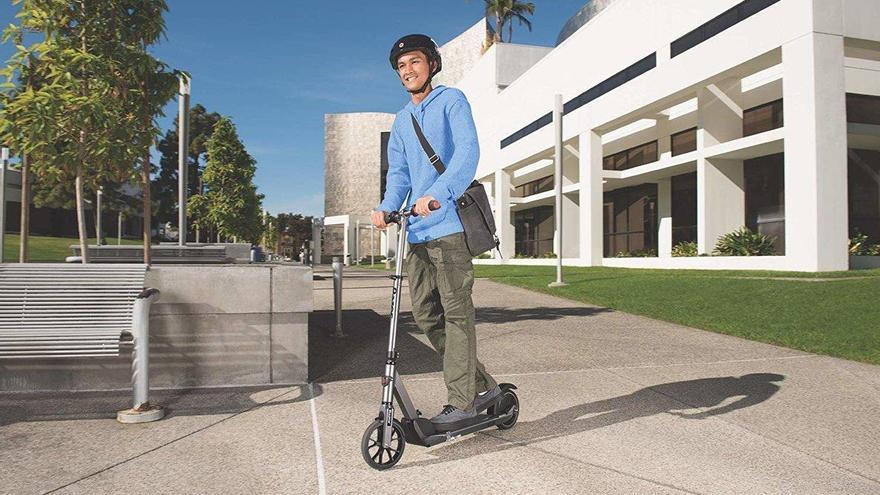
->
xmin=324 ymin=113 xmax=394 ymax=217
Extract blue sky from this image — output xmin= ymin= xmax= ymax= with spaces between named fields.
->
xmin=0 ymin=1 xmax=587 ymax=217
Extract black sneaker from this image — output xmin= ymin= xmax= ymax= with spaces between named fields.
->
xmin=473 ymin=385 xmax=502 ymax=412
xmin=430 ymin=404 xmax=478 ymax=427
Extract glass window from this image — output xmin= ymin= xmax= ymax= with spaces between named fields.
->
xmin=603 ymin=140 xmax=659 ymax=171
xmin=513 ymin=175 xmax=554 ymax=197
xmin=380 ymin=132 xmax=390 ymax=203
xmin=744 ymin=153 xmax=785 ymax=254
xmin=743 ymin=99 xmax=784 ymax=136
xmin=514 ymin=206 xmax=555 ymax=257
xmin=671 ymin=172 xmax=697 ymax=246
xmin=671 ymin=128 xmax=697 ymax=156
xmin=847 ymin=94 xmax=880 ymax=125
xmin=849 ymin=148 xmax=880 ymax=243
xmin=603 ymin=184 xmax=658 ymax=256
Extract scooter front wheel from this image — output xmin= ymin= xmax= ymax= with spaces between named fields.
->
xmin=361 ymin=419 xmax=406 ymax=470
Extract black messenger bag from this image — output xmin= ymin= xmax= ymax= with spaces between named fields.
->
xmin=411 ymin=114 xmax=500 ymax=257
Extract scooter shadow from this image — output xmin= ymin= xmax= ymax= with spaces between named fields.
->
xmin=396 ymin=373 xmax=785 ymax=469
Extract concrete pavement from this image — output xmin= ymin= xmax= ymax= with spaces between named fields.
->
xmin=1 ymin=266 xmax=878 ymax=494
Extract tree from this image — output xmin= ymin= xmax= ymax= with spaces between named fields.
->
xmin=482 ymin=0 xmax=535 ymax=43
xmin=190 ymin=118 xmax=264 ymax=243
xmin=273 ymin=213 xmax=313 ymax=260
xmin=0 ymin=0 xmax=177 ymax=264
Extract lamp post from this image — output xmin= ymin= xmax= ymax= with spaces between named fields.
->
xmin=96 ymin=188 xmax=103 ymax=245
xmin=0 ymin=147 xmax=7 ymax=262
xmin=549 ymin=94 xmax=567 ymax=288
xmin=177 ymin=72 xmax=191 ymax=247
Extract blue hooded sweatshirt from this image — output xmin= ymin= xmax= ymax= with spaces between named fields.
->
xmin=377 ymin=85 xmax=480 ymax=244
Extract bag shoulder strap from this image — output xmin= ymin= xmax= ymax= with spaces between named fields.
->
xmin=410 ymin=113 xmax=446 ymax=175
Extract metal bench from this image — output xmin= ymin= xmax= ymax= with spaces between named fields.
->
xmin=68 ymin=244 xmax=231 ymax=263
xmin=0 ymin=263 xmax=164 ymax=423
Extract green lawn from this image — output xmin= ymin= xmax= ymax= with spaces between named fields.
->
xmin=363 ymin=263 xmax=880 ymax=365
xmin=3 ymin=234 xmax=143 ymax=262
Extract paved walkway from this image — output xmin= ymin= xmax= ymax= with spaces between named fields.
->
xmin=2 ymin=266 xmax=878 ymax=494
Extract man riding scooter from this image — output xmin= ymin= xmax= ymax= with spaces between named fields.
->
xmin=371 ymin=34 xmax=501 ymax=429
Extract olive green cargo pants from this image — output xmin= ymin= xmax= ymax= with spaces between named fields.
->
xmin=406 ymin=232 xmax=497 ymax=410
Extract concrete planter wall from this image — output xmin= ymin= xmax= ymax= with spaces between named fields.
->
xmin=0 ymin=264 xmax=313 ymax=392
xmin=850 ymin=256 xmax=880 ymax=269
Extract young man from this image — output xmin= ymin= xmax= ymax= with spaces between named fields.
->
xmin=371 ymin=34 xmax=500 ymax=428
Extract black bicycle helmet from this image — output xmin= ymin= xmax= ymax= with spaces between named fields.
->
xmin=389 ymin=34 xmax=442 ymax=73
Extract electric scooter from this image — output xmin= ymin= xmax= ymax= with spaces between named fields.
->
xmin=360 ymin=201 xmax=519 ymax=470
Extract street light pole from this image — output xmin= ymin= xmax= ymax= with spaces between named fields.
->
xmin=549 ymin=94 xmax=567 ymax=288
xmin=0 ymin=147 xmax=7 ymax=263
xmin=177 ymin=73 xmax=191 ymax=247
xmin=96 ymin=188 xmax=103 ymax=245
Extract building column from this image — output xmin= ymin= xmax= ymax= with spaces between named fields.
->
xmin=697 ymin=81 xmax=743 ymax=148
xmin=657 ymin=178 xmax=672 ymax=257
xmin=342 ymin=217 xmax=350 ymax=266
xmin=578 ymin=130 xmax=603 ymax=265
xmin=656 ymin=115 xmax=671 ymax=161
xmin=494 ymin=169 xmax=515 ymax=258
xmin=697 ymin=158 xmax=744 ymax=254
xmin=782 ymin=32 xmax=848 ymax=271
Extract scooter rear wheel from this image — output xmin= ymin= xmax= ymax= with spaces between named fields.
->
xmin=492 ymin=390 xmax=520 ymax=430
xmin=361 ymin=419 xmax=406 ymax=470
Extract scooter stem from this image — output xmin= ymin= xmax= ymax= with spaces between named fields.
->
xmin=380 ymin=214 xmax=409 ymax=447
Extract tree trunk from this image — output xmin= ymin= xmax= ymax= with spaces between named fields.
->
xmin=495 ymin=14 xmax=503 ymax=42
xmin=19 ymin=153 xmax=29 ymax=262
xmin=75 ymin=171 xmax=89 ymax=263
xmin=142 ymin=148 xmax=152 ymax=265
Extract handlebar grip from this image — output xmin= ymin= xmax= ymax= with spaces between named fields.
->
xmin=383 ymin=211 xmax=399 ymax=225
xmin=428 ymin=200 xmax=441 ymax=211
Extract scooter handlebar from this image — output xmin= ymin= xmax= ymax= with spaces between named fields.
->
xmin=383 ymin=200 xmax=441 ymax=225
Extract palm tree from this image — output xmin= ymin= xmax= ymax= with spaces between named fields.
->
xmin=483 ymin=0 xmax=536 ymax=43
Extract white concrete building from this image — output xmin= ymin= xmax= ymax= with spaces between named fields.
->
xmin=325 ymin=0 xmax=880 ymax=272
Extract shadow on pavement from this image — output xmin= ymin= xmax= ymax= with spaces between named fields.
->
xmin=399 ymin=373 xmax=785 ymax=468
xmin=0 ymin=384 xmax=319 ymax=427
xmin=309 ymin=306 xmax=612 ymax=383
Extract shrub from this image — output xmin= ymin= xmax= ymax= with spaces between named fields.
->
xmin=542 ymin=251 xmax=557 ymax=258
xmin=868 ymin=244 xmax=880 ymax=256
xmin=614 ymin=249 xmax=656 ymax=258
xmin=474 ymin=252 xmax=492 ymax=259
xmin=850 ymin=232 xmax=870 ymax=255
xmin=672 ymin=241 xmax=698 ymax=257
xmin=513 ymin=253 xmax=535 ymax=259
xmin=713 ymin=227 xmax=777 ymax=256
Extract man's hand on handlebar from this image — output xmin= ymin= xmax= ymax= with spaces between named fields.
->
xmin=413 ymin=195 xmax=438 ymax=217
xmin=370 ymin=210 xmax=388 ymax=230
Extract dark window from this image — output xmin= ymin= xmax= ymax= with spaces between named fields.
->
xmin=501 ymin=53 xmax=657 ymax=149
xmin=603 ymin=141 xmax=658 ymax=171
xmin=744 ymin=153 xmax=785 ymax=254
xmin=671 ymin=128 xmax=697 ymax=156
xmin=671 ymin=0 xmax=781 ymax=58
xmin=514 ymin=206 xmax=555 ymax=257
xmin=848 ymin=148 xmax=880 ymax=242
xmin=743 ymin=99 xmax=784 ymax=137
xmin=380 ymin=131 xmax=390 ymax=203
xmin=846 ymin=94 xmax=880 ymax=126
xmin=603 ymin=184 xmax=658 ymax=256
xmin=513 ymin=175 xmax=554 ymax=197
xmin=671 ymin=172 xmax=697 ymax=246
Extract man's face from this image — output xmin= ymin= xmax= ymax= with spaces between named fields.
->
xmin=396 ymin=50 xmax=432 ymax=92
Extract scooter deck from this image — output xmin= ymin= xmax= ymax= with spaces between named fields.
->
xmin=402 ymin=408 xmax=516 ymax=447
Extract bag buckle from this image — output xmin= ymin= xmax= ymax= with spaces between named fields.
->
xmin=429 ymin=154 xmax=440 ymax=164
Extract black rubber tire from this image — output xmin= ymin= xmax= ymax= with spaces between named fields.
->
xmin=361 ymin=419 xmax=406 ymax=470
xmin=495 ymin=390 xmax=520 ymax=430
